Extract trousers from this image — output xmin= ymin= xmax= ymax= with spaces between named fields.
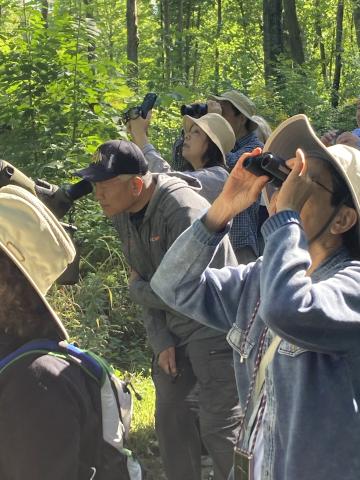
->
xmin=152 ymin=335 xmax=242 ymax=480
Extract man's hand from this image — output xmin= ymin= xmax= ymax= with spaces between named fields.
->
xmin=204 ymin=147 xmax=269 ymax=232
xmin=207 ymin=99 xmax=222 ymax=115
xmin=127 ymin=112 xmax=152 ymax=149
xmin=336 ymin=131 xmax=360 ymax=149
xmin=276 ymin=149 xmax=314 ymax=213
xmin=158 ymin=346 xmax=177 ymax=376
xmin=128 ymin=269 xmax=141 ymax=285
xmin=320 ymin=129 xmax=337 ymax=147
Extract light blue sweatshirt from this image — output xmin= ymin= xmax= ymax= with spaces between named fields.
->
xmin=151 ymin=210 xmax=360 ymax=480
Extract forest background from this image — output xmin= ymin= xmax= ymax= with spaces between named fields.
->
xmin=0 ymin=0 xmax=359 ymax=475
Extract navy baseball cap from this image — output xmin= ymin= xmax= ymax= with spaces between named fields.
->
xmin=75 ymin=140 xmax=149 ymax=182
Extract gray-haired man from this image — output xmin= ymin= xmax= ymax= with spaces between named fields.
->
xmin=76 ymin=139 xmax=241 ymax=480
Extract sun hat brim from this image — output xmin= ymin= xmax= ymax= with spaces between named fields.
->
xmin=262 ymin=114 xmax=360 ymax=243
xmin=0 ymin=186 xmax=76 ymax=340
xmin=0 ymin=238 xmax=69 ymax=340
xmin=183 ymin=114 xmax=235 ymax=160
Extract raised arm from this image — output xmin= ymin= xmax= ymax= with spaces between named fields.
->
xmin=127 ymin=114 xmax=172 ymax=173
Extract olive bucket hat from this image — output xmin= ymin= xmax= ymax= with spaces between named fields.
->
xmin=263 ymin=114 xmax=360 ymax=244
xmin=208 ymin=90 xmax=259 ymax=132
xmin=183 ymin=112 xmax=236 ymax=160
xmin=0 ymin=185 xmax=76 ymax=339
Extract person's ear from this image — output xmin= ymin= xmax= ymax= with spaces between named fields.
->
xmin=238 ymin=113 xmax=247 ymax=126
xmin=330 ymin=206 xmax=358 ymax=235
xmin=129 ymin=176 xmax=144 ymax=197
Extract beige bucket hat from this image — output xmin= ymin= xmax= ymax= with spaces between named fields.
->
xmin=208 ymin=90 xmax=259 ymax=132
xmin=263 ymin=114 xmax=360 ymax=243
xmin=0 ymin=185 xmax=76 ymax=339
xmin=183 ymin=112 xmax=236 ymax=160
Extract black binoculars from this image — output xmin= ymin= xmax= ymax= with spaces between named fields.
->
xmin=243 ymin=152 xmax=290 ymax=188
xmin=180 ymin=103 xmax=208 ymax=117
xmin=122 ymin=92 xmax=157 ymax=124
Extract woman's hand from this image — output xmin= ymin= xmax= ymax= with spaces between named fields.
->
xmin=276 ymin=148 xmax=314 ymax=213
xmin=205 ymin=147 xmax=269 ymax=232
xmin=127 ymin=112 xmax=152 ymax=149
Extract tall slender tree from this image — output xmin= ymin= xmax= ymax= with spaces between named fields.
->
xmin=331 ymin=0 xmax=344 ymax=107
xmin=283 ymin=0 xmax=304 ymax=65
xmin=314 ymin=0 xmax=327 ymax=82
xmin=353 ymin=0 xmax=360 ymax=49
xmin=263 ymin=0 xmax=284 ymax=85
xmin=126 ymin=0 xmax=139 ymax=85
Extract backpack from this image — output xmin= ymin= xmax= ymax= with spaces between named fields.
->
xmin=0 ymin=339 xmax=144 ymax=480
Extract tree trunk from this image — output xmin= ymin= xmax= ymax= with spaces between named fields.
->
xmin=126 ymin=0 xmax=139 ymax=83
xmin=175 ymin=0 xmax=184 ymax=80
xmin=184 ymin=0 xmax=193 ymax=85
xmin=353 ymin=0 xmax=360 ymax=49
xmin=314 ymin=0 xmax=327 ymax=82
xmin=192 ymin=4 xmax=201 ymax=87
xmin=163 ymin=0 xmax=171 ymax=86
xmin=283 ymin=0 xmax=304 ymax=65
xmin=331 ymin=0 xmax=344 ymax=107
xmin=263 ymin=0 xmax=284 ymax=85
xmin=83 ymin=0 xmax=96 ymax=63
xmin=41 ymin=0 xmax=48 ymax=28
xmin=214 ymin=0 xmax=222 ymax=92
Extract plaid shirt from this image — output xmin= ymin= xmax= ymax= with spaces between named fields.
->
xmin=226 ymin=132 xmax=264 ymax=254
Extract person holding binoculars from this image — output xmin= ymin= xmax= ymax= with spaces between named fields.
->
xmin=151 ymin=114 xmax=360 ymax=480
xmin=127 ymin=110 xmax=235 ymax=204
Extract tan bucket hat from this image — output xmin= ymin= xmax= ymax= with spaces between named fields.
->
xmin=0 ymin=185 xmax=76 ymax=339
xmin=183 ymin=112 xmax=236 ymax=160
xmin=208 ymin=90 xmax=259 ymax=132
xmin=263 ymin=114 xmax=360 ymax=243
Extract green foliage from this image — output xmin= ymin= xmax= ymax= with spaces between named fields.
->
xmin=0 ymin=2 xmax=358 ymax=473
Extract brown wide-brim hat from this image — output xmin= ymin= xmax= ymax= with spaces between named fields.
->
xmin=183 ymin=113 xmax=236 ymax=161
xmin=0 ymin=185 xmax=76 ymax=339
xmin=263 ymin=114 xmax=360 ymax=244
xmin=208 ymin=90 xmax=259 ymax=132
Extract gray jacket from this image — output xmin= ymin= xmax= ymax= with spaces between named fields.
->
xmin=143 ymin=143 xmax=228 ymax=203
xmin=112 ymin=172 xmax=236 ymax=355
xmin=151 ymin=210 xmax=360 ymax=480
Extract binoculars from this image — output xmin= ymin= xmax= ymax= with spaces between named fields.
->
xmin=180 ymin=103 xmax=208 ymax=118
xmin=243 ymin=152 xmax=290 ymax=188
xmin=122 ymin=92 xmax=157 ymax=124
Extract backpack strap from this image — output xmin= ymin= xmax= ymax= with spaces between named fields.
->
xmin=0 ymin=339 xmax=104 ymax=384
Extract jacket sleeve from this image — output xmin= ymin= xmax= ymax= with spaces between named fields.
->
xmin=164 ymin=199 xmax=237 ymax=268
xmin=151 ymin=216 xmax=253 ymax=332
xmin=260 ymin=210 xmax=360 ymax=353
xmin=0 ymin=357 xmax=87 ymax=480
xmin=129 ymin=278 xmax=177 ymax=312
xmin=143 ymin=143 xmax=172 ymax=173
xmin=140 ymin=306 xmax=176 ymax=355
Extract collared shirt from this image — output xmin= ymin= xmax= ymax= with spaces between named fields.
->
xmin=226 ymin=132 xmax=264 ymax=253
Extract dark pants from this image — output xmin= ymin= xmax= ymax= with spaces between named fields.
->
xmin=152 ymin=336 xmax=241 ymax=480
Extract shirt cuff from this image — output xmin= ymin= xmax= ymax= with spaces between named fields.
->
xmin=191 ymin=214 xmax=231 ymax=246
xmin=261 ymin=210 xmax=302 ymax=240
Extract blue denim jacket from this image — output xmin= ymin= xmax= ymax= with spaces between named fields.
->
xmin=151 ymin=210 xmax=360 ymax=480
